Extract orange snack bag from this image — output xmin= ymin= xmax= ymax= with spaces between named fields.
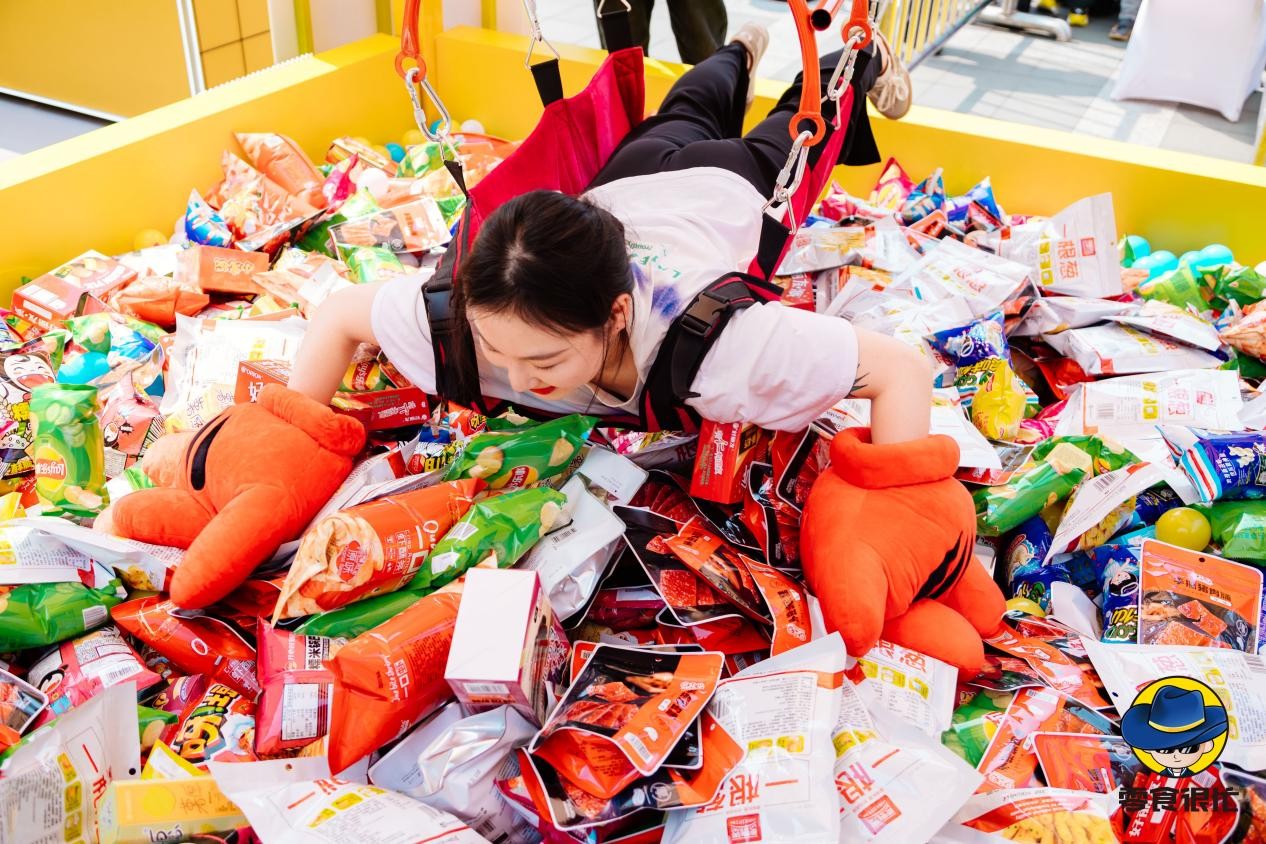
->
xmin=235 ymin=133 xmax=327 ymax=211
xmin=111 ymin=275 xmax=211 ymax=328
xmin=324 ymin=589 xmax=461 ymax=773
xmin=274 ymin=479 xmax=480 ymax=619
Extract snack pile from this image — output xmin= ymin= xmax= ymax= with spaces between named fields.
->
xmin=3 ymin=124 xmax=1266 ymax=844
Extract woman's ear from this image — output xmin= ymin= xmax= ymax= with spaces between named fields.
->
xmin=610 ymin=293 xmax=634 ymax=333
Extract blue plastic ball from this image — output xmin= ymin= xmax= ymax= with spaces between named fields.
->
xmin=385 ymin=142 xmax=406 ymax=163
xmin=1122 ymin=235 xmax=1151 ymax=267
xmin=56 ymin=352 xmax=110 ymax=385
xmin=1200 ymin=244 xmax=1234 ymax=266
xmin=1148 ymin=250 xmax=1179 ymax=278
xmin=1179 ymin=250 xmax=1201 ymax=267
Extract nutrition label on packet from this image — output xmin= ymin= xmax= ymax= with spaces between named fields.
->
xmin=850 ymin=640 xmax=956 ymax=737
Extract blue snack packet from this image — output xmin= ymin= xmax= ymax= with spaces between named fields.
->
xmin=184 ymin=189 xmax=234 ymax=247
xmin=1092 ymin=526 xmax=1154 ymax=643
xmin=945 ymin=177 xmax=1003 ymax=224
xmin=1161 ymin=426 xmax=1266 ymax=502
xmin=899 ymin=168 xmax=945 ymax=225
xmin=1134 ymin=486 xmax=1182 ymax=525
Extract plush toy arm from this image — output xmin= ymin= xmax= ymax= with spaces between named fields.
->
xmin=257 ymin=384 xmax=366 ymax=458
xmin=110 ymin=487 xmax=213 ymax=549
xmin=169 ymin=484 xmax=297 ymax=609
xmin=830 ymin=428 xmax=960 ymax=489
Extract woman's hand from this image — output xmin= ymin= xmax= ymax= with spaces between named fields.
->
xmin=287 ymin=282 xmax=383 ymax=404
xmin=849 ymin=328 xmax=934 ymax=445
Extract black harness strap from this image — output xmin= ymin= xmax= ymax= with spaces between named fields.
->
xmin=596 ymin=0 xmax=635 ymax=53
xmin=531 ymin=59 xmax=565 ymax=107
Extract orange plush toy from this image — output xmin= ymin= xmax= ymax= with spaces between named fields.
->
xmin=106 ymin=385 xmax=365 ymax=608
xmin=800 ymin=428 xmax=1006 ymax=673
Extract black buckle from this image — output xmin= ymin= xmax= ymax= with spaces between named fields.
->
xmin=680 ymin=283 xmax=750 ymax=338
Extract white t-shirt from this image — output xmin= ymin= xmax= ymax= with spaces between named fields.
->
xmin=371 ymin=167 xmax=859 ymax=432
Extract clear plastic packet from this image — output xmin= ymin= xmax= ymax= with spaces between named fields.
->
xmin=1082 ymin=638 xmax=1266 ymax=772
xmin=888 ymin=237 xmax=1033 ymax=318
xmin=1054 ymin=369 xmax=1244 ymax=438
xmin=663 ymin=635 xmax=848 ymax=844
xmin=847 ymin=639 xmax=956 ymax=738
xmin=211 ymin=755 xmax=486 ymax=844
xmin=255 ymin=622 xmax=346 ymax=755
xmin=530 ymin=644 xmax=724 ymax=798
xmin=168 ymin=682 xmax=258 ymax=768
xmin=26 ymin=625 xmax=162 ymax=728
xmin=833 ymin=677 xmax=980 ymax=843
xmin=776 ymin=227 xmax=868 ymax=275
xmin=367 ymin=702 xmax=538 ymax=842
xmin=1043 ymin=322 xmax=1223 ymax=376
xmin=936 ymin=787 xmax=1118 ymax=843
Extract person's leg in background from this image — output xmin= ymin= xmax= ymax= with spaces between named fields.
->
xmin=664 ymin=0 xmax=728 ymax=65
xmin=592 ymin=0 xmax=654 ymax=54
xmin=1111 ymin=0 xmax=1141 ymax=39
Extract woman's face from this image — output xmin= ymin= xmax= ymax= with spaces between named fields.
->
xmin=470 ymin=308 xmax=607 ymax=397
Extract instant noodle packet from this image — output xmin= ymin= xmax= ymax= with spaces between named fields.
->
xmin=530 ymin=643 xmax=724 ymax=798
xmin=274 ymin=479 xmax=480 ymax=619
xmin=444 ymin=413 xmax=596 ymax=491
xmin=255 ymin=623 xmax=345 ymax=756
xmin=26 ymin=625 xmax=161 ymax=728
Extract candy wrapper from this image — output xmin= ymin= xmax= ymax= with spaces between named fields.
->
xmin=212 ymin=755 xmax=484 ymax=844
xmin=1162 ymin=426 xmax=1266 ymax=502
xmin=255 ymin=623 xmax=345 ymax=755
xmin=530 ymin=643 xmax=723 ymax=797
xmin=444 ymin=413 xmax=595 ymax=491
xmin=110 ymin=596 xmax=260 ymax=697
xmin=26 ymin=625 xmax=161 ymax=728
xmin=1044 ymin=322 xmax=1223 ymax=376
xmin=235 ymin=132 xmax=327 ymax=211
xmin=1136 ymin=539 xmax=1261 ymax=651
xmin=30 ymin=383 xmax=109 ymax=517
xmin=167 ymin=682 xmax=258 ymax=768
xmin=0 ymin=684 xmax=140 ymax=843
xmin=663 ymin=635 xmax=847 ymax=844
xmin=325 ymin=589 xmax=462 ymax=774
xmin=274 ymin=479 xmax=480 ymax=619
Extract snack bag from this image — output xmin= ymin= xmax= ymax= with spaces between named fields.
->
xmin=168 ymin=682 xmax=258 ymax=768
xmin=110 ymin=274 xmax=211 ymax=329
xmin=985 ymin=622 xmax=1111 ymax=711
xmin=867 ymin=158 xmax=915 ymax=210
xmin=255 ymin=623 xmax=345 ymax=755
xmin=26 ymin=625 xmax=161 ymax=728
xmin=1162 ymin=426 xmax=1266 ymax=503
xmin=0 ymin=667 xmax=46 ymax=750
xmin=1204 ymin=499 xmax=1266 ymax=562
xmin=136 ymin=706 xmax=177 ymax=753
xmin=663 ymin=635 xmax=847 ymax=844
xmin=938 ymin=787 xmax=1117 ymax=843
xmin=150 ymin=675 xmax=209 ymax=718
xmin=274 ymin=479 xmax=480 ymax=619
xmin=293 ymin=587 xmax=426 ymax=640
xmin=848 ymin=639 xmax=956 ymax=737
xmin=99 ymin=374 xmax=163 ymax=478
xmin=211 ymin=755 xmax=486 ymax=844
xmin=1043 ymin=323 xmax=1223 ymax=376
xmin=1055 ymin=369 xmax=1243 ymax=438
xmin=1137 ymin=539 xmax=1261 ymax=651
xmin=530 ymin=644 xmax=724 ymax=798
xmin=1031 ymin=733 xmax=1143 ymax=794
xmin=662 ymin=520 xmax=770 ymax=625
xmin=974 ymin=687 xmax=1112 ymax=792
xmin=1046 ymin=462 xmax=1167 ymax=558
xmin=235 ymin=132 xmax=327 ymax=210
xmin=444 ymin=413 xmax=595 ymax=491
xmin=324 ymin=589 xmax=462 ymax=773
xmin=342 ymin=244 xmax=405 ymax=283
xmin=0 ymin=565 xmax=126 ymax=651
xmin=368 ymin=702 xmax=538 ymax=842
xmin=0 ymin=684 xmax=140 ymax=844
xmin=419 ymin=486 xmax=566 ymax=593
xmin=0 ymin=339 xmax=57 ymax=477
xmin=184 ymin=189 xmax=233 ymax=247
xmin=111 ymin=596 xmax=260 ymax=697
xmin=329 ymin=197 xmax=451 ymax=254
xmin=30 ymin=383 xmax=109 ymax=517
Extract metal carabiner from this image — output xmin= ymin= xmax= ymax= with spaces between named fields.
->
xmin=522 ymin=0 xmax=561 ymax=68
xmin=763 ymin=129 xmax=814 ymax=231
xmin=596 ymin=0 xmax=632 ymax=17
xmin=825 ymin=32 xmax=864 ymax=104
xmin=403 ymin=66 xmax=454 ymax=151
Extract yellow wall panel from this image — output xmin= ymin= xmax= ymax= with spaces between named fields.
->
xmin=0 ymin=0 xmax=191 ymax=117
xmin=243 ymin=32 xmax=276 ymax=72
xmin=194 ymin=0 xmax=243 ymax=50
xmin=201 ymin=42 xmax=248 ymax=87
xmin=238 ymin=0 xmax=271 ymax=36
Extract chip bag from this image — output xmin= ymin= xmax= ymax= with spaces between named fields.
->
xmin=0 ymin=566 xmax=125 ymax=651
xmin=168 ymin=682 xmax=258 ymax=768
xmin=937 ymin=787 xmax=1117 ymax=843
xmin=30 ymin=383 xmax=109 ymax=517
xmin=0 ymin=339 xmax=56 ymax=477
xmin=324 ymin=589 xmax=462 ymax=774
xmin=26 ymin=625 xmax=161 ymax=728
xmin=235 ymin=132 xmax=327 ymax=211
xmin=275 ymin=479 xmax=480 ymax=619
xmin=444 ymin=414 xmax=595 ymax=491
xmin=255 ymin=623 xmax=345 ymax=755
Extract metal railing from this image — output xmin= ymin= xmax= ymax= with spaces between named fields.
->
xmin=873 ymin=0 xmax=996 ymax=68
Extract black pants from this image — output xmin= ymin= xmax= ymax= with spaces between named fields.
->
xmin=592 ymin=0 xmax=728 ymax=65
xmin=588 ymin=43 xmax=882 ymax=199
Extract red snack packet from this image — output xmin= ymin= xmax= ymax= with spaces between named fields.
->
xmin=626 ymin=473 xmax=698 ymax=523
xmin=151 ymin=675 xmax=210 ymax=716
xmin=1138 ymin=540 xmax=1262 ymax=652
xmin=975 ymin=687 xmax=1112 ymax=792
xmin=111 ymin=596 xmax=261 ymax=698
xmin=168 ymin=681 xmax=259 ymax=767
xmin=740 ymin=462 xmax=801 ymax=571
xmin=689 ymin=421 xmax=768 ymax=505
xmin=1031 ymin=733 xmax=1142 ymax=794
xmin=324 ymin=589 xmax=461 ymax=774
xmin=530 ymin=644 xmax=723 ymax=799
xmin=986 ymin=620 xmax=1112 ymax=711
xmin=584 ymin=588 xmax=666 ymax=633
xmin=235 ymin=132 xmax=327 ymax=211
xmin=274 ymin=479 xmax=481 ymax=619
xmin=255 ymin=622 xmax=344 ymax=755
xmin=26 ymin=625 xmax=162 ymax=729
xmin=110 ymin=275 xmax=211 ymax=328
xmin=655 ymin=615 xmax=770 ymax=656
xmin=662 ymin=520 xmax=769 ymax=625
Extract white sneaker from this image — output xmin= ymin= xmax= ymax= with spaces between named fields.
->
xmin=730 ymin=22 xmax=770 ymax=111
xmin=868 ymin=31 xmax=912 ymax=120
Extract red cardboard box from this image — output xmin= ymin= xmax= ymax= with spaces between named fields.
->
xmin=690 ymin=420 xmax=769 ymax=505
xmin=235 ymin=359 xmax=429 ymax=431
xmin=177 ymin=245 xmax=268 ymax=296
xmin=40 ymin=250 xmax=137 ymax=299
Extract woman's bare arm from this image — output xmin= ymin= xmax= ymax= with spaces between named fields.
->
xmin=287 ymin=282 xmax=383 ymax=404
xmin=849 ymin=327 xmax=934 ymax=444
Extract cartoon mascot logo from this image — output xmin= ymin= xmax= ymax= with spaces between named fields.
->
xmin=1121 ymin=676 xmax=1229 ymax=778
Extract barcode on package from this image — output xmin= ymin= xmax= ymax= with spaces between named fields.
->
xmin=82 ymin=604 xmax=108 ymax=629
xmin=96 ymin=660 xmax=141 ymax=689
xmin=1246 ymin=654 xmax=1266 ymax=675
xmin=462 ymin=682 xmax=510 ymax=698
xmin=1089 ymin=403 xmax=1119 ymax=422
xmin=621 ymin=731 xmax=652 ymax=764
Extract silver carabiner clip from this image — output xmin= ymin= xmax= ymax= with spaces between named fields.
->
xmin=825 ymin=32 xmax=864 ymax=104
xmin=763 ymin=129 xmax=813 ymax=230
xmin=596 ymin=0 xmax=632 ymax=17
xmin=403 ymin=66 xmax=454 ymax=153
xmin=522 ymin=0 xmax=561 ymax=68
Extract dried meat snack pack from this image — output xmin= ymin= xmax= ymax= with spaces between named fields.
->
xmin=274 ymin=479 xmax=480 ymax=619
xmin=801 ymin=428 xmax=1006 ymax=673
xmin=531 ymin=643 xmax=724 ymax=800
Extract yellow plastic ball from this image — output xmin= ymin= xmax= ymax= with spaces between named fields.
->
xmin=1156 ymin=507 xmax=1212 ymax=552
xmin=1005 ymin=596 xmax=1046 ymax=617
xmin=133 ymin=229 xmax=168 ymax=250
xmin=402 ymin=128 xmax=426 ymax=146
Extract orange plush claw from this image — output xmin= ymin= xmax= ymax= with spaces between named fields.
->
xmin=800 ymin=428 xmax=1006 ymax=674
xmin=110 ymin=385 xmax=366 ymax=608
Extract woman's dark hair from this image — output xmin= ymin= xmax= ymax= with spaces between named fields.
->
xmin=445 ymin=190 xmax=633 ymax=402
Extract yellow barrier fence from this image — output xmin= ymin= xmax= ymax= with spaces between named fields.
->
xmin=875 ymin=0 xmax=994 ymax=68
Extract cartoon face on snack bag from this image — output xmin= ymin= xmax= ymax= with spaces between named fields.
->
xmin=0 ymin=354 xmax=54 ymax=403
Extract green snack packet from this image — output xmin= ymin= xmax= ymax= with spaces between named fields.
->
xmin=66 ymin=313 xmax=165 ymax=356
xmin=341 ymin=244 xmax=405 ymax=283
xmin=1215 ymin=266 xmax=1266 ymax=309
xmin=297 ymin=190 xmax=384 ymax=257
xmin=0 ymin=577 xmax=125 ymax=651
xmin=973 ymin=436 xmax=1138 ymax=537
xmin=295 ymin=589 xmax=423 ymax=639
xmin=418 ymin=487 xmax=566 ymax=592
xmin=1201 ymin=500 xmax=1266 ymax=563
xmin=137 ymin=704 xmax=178 ymax=750
xmin=1223 ymin=352 xmax=1266 ymax=382
xmin=437 ymin=194 xmax=467 ymax=226
xmin=396 ymin=140 xmax=460 ymax=178
xmin=443 ymin=414 xmax=596 ymax=491
xmin=30 ymin=383 xmax=109 ymax=517
xmin=943 ymin=690 xmax=1011 ymax=767
xmin=1138 ymin=265 xmax=1214 ymax=313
